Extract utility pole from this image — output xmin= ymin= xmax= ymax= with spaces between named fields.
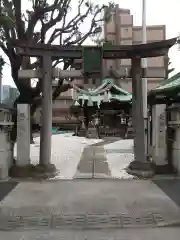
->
xmin=0 ymin=56 xmax=4 ymax=103
xmin=0 ymin=6 xmax=1 ymax=103
xmin=142 ymin=0 xmax=148 ymax=156
xmin=0 ymin=68 xmax=2 ymax=103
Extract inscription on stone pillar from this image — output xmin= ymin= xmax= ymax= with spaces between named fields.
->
xmin=17 ymin=104 xmax=30 ymax=166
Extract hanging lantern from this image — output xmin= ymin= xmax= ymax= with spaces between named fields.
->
xmin=103 ymin=91 xmax=109 ymax=102
xmin=82 ymin=120 xmax=85 ymax=129
xmin=88 ymin=95 xmax=93 ymax=106
xmin=97 ymin=98 xmax=101 ymax=108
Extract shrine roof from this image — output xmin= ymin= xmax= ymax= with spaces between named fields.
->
xmin=75 ymin=78 xmax=132 ymax=103
xmin=148 ymin=72 xmax=180 ymax=96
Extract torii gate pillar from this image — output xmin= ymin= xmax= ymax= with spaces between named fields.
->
xmin=132 ymin=57 xmax=146 ymax=162
xmin=39 ymin=56 xmax=52 ymax=166
xmin=129 ymin=56 xmax=153 ymax=176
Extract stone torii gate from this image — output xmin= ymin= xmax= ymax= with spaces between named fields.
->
xmin=13 ymin=38 xmax=176 ymax=173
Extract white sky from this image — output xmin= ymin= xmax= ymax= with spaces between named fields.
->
xmin=1 ymin=0 xmax=180 ymax=87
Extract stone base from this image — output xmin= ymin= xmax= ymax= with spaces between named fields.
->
xmin=35 ymin=163 xmax=57 ymax=175
xmin=9 ymin=163 xmax=57 ymax=179
xmin=87 ymin=128 xmax=99 ymax=139
xmin=127 ymin=161 xmax=154 ymax=178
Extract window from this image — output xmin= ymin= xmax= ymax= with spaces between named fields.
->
xmin=84 ymin=78 xmax=89 ymax=84
xmin=121 ymin=28 xmax=132 ymax=39
xmin=108 ymin=40 xmax=115 ymax=45
xmin=111 ymin=13 xmax=116 ymax=22
xmin=52 ymin=109 xmax=61 ymax=117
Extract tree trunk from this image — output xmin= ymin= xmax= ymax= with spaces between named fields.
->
xmin=10 ymin=62 xmax=42 ymax=143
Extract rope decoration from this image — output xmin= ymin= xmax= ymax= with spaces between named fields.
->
xmin=71 ymin=83 xmax=113 ymax=96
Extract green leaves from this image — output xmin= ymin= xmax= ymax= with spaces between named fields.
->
xmin=104 ymin=2 xmax=115 ymax=23
xmin=0 ymin=14 xmax=15 ymax=27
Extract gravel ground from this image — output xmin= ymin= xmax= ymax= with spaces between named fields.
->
xmin=14 ymin=134 xmax=134 ymax=179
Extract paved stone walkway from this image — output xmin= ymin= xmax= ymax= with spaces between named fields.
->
xmin=1 ymin=138 xmax=180 ymax=235
xmin=1 ymin=228 xmax=180 ymax=240
xmin=74 ymin=138 xmax=127 ymax=179
xmin=75 ymin=146 xmax=111 ymax=179
xmin=0 ymin=182 xmax=18 ymax=202
xmin=0 ymin=180 xmax=180 ymax=231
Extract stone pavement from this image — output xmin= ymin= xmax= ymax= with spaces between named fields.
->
xmin=15 ymin=134 xmax=103 ymax=180
xmin=15 ymin=135 xmax=135 ymax=179
xmin=1 ymin=137 xmax=180 ymax=237
xmin=0 ymin=182 xmax=18 ymax=202
xmin=1 ymin=227 xmax=180 ymax=240
xmin=74 ymin=138 xmax=134 ymax=179
xmin=75 ymin=146 xmax=111 ymax=178
xmin=0 ymin=179 xmax=180 ymax=231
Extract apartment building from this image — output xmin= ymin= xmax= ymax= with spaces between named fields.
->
xmin=34 ymin=85 xmax=79 ymax=129
xmin=104 ymin=5 xmax=166 ymax=92
xmin=52 ymin=86 xmax=77 ymax=128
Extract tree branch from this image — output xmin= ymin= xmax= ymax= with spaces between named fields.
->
xmin=66 ymin=6 xmax=104 ymax=45
xmin=12 ymin=0 xmax=25 ymax=39
xmin=0 ymin=0 xmax=113 ymax=109
xmin=52 ymin=59 xmax=64 ymax=68
xmin=42 ymin=1 xmax=69 ymax=42
xmin=47 ymin=0 xmax=90 ymax=44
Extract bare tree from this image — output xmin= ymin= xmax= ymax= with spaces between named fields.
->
xmin=0 ymin=0 xmax=114 ymax=142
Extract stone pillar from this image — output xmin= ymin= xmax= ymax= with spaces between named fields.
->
xmin=17 ymin=104 xmax=30 ymax=166
xmin=0 ymin=127 xmax=11 ymax=179
xmin=132 ymin=56 xmax=146 ymax=162
xmin=152 ymin=104 xmax=167 ymax=166
xmin=39 ymin=56 xmax=52 ymax=166
xmin=128 ymin=56 xmax=153 ymax=176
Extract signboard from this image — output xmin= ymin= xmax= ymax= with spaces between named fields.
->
xmin=83 ymin=47 xmax=102 ymax=76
